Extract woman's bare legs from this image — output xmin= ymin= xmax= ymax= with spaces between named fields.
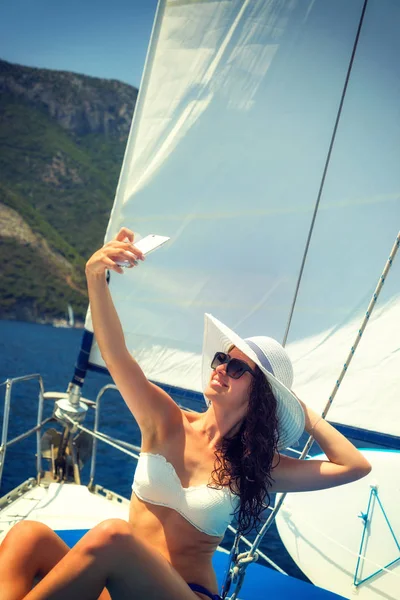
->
xmin=0 ymin=521 xmax=110 ymax=600
xmin=23 ymin=518 xmax=205 ymax=600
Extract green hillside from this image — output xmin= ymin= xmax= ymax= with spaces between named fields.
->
xmin=0 ymin=59 xmax=137 ymax=324
xmin=0 ymin=237 xmax=88 ymax=321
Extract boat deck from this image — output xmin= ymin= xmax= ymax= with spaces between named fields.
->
xmin=0 ymin=480 xmax=345 ymax=599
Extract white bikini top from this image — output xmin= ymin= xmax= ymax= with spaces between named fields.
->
xmin=132 ymin=452 xmax=239 ymax=537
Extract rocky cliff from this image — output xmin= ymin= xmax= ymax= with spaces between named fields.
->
xmin=0 ymin=59 xmax=137 ymax=139
xmin=0 ymin=59 xmax=138 ymax=324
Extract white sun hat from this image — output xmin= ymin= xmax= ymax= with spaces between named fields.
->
xmin=202 ymin=314 xmax=305 ymax=450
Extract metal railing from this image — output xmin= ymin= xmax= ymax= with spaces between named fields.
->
xmin=0 ymin=374 xmax=50 ymax=488
xmin=88 ymin=383 xmax=141 ymax=488
xmin=0 ymin=377 xmax=143 ymax=493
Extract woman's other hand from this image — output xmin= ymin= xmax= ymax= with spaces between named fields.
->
xmin=270 ymin=392 xmax=371 ymax=493
xmin=293 ymin=395 xmax=321 ymax=434
xmin=85 ymin=227 xmax=145 ymax=277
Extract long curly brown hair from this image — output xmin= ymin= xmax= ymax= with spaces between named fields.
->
xmin=210 ymin=365 xmax=280 ymax=535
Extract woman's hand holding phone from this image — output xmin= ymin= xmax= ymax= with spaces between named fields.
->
xmin=85 ymin=227 xmax=145 ymax=276
xmin=116 ymin=233 xmax=170 ymax=267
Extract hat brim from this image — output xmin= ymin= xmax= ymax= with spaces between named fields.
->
xmin=202 ymin=314 xmax=305 ymax=450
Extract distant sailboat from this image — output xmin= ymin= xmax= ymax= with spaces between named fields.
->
xmin=52 ymin=303 xmax=75 ymax=328
xmin=67 ymin=304 xmax=74 ymax=328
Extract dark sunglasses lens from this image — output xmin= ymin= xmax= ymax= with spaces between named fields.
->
xmin=226 ymin=358 xmax=247 ymax=379
xmin=211 ymin=352 xmax=228 ymax=369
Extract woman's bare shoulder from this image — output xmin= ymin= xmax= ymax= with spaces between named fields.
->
xmin=180 ymin=408 xmax=202 ymax=423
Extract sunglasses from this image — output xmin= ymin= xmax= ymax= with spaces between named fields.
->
xmin=211 ymin=352 xmax=256 ymax=380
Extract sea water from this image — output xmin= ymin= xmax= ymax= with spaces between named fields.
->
xmin=0 ymin=319 xmax=307 ymax=580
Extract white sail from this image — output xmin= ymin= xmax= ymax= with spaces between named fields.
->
xmin=86 ymin=0 xmax=400 ymax=439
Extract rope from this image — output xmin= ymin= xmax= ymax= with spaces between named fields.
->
xmin=355 ymin=487 xmax=400 ymax=586
xmin=226 ymin=524 xmax=287 ymax=574
xmin=293 ymin=506 xmax=400 ymax=581
xmin=225 ymin=231 xmax=400 ymax=599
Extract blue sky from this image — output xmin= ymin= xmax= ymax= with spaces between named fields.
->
xmin=0 ymin=0 xmax=158 ymax=87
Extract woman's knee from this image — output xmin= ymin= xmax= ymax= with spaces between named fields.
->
xmin=94 ymin=518 xmax=134 ymax=545
xmin=83 ymin=519 xmax=135 ymax=555
xmin=1 ymin=520 xmax=54 ymax=554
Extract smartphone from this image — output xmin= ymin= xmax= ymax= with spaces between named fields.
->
xmin=116 ymin=234 xmax=170 ymax=267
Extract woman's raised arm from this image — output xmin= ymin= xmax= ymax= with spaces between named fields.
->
xmin=85 ymin=227 xmax=144 ymax=364
xmin=85 ymin=227 xmax=182 ymax=437
xmin=270 ymin=399 xmax=371 ymax=493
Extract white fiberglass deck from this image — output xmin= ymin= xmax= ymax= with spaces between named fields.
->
xmin=0 ymin=480 xmax=129 ymax=543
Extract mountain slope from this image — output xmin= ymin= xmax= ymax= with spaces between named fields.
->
xmin=0 ymin=59 xmax=138 ymax=323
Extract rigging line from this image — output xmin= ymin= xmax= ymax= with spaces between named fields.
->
xmin=227 ymin=228 xmax=399 ymax=595
xmin=281 ymin=0 xmax=369 ymax=348
xmin=62 ymin=414 xmax=140 ymax=460
xmin=318 ymin=230 xmax=400 ymax=415
xmin=296 ymin=230 xmax=400 ymax=466
xmin=249 ymin=230 xmax=399 ymax=545
xmin=288 ymin=511 xmax=400 ymax=580
xmin=225 ymin=524 xmax=287 ymax=575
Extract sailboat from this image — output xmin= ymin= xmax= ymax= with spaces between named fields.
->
xmin=67 ymin=304 xmax=74 ymax=328
xmin=1 ymin=0 xmax=399 ymax=598
xmin=52 ymin=304 xmax=75 ymax=328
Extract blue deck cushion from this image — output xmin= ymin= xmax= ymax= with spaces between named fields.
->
xmin=55 ymin=528 xmax=89 ymax=548
xmin=55 ymin=529 xmax=345 ymax=599
xmin=212 ymin=550 xmax=346 ymax=599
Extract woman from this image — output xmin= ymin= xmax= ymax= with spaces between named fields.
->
xmin=0 ymin=227 xmax=371 ymax=600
